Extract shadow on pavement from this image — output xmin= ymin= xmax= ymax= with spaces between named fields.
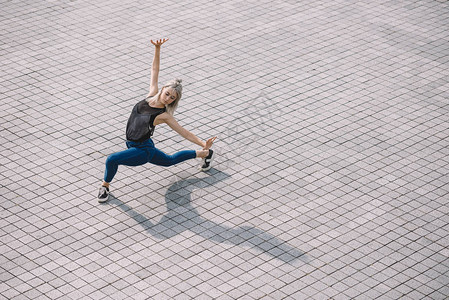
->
xmin=107 ymin=168 xmax=308 ymax=264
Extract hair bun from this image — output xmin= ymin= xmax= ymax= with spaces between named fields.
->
xmin=175 ymin=78 xmax=182 ymax=84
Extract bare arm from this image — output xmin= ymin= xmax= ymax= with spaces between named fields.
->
xmin=147 ymin=38 xmax=168 ymax=97
xmin=162 ymin=113 xmax=216 ymax=149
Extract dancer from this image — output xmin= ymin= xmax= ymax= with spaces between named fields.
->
xmin=98 ymin=38 xmax=216 ymax=202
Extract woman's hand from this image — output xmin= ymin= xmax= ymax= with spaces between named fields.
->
xmin=151 ymin=38 xmax=169 ymax=48
xmin=203 ymin=137 xmax=217 ymax=150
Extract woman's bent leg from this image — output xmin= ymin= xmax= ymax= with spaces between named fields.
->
xmin=149 ymin=148 xmax=196 ymax=167
xmin=104 ymin=147 xmax=149 ymax=182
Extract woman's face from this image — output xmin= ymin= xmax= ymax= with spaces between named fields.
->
xmin=161 ymin=87 xmax=177 ymax=105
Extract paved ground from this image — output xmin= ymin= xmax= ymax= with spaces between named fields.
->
xmin=1 ymin=0 xmax=448 ymax=299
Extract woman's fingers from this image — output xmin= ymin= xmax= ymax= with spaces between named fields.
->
xmin=150 ymin=38 xmax=169 ymax=46
xmin=203 ymin=137 xmax=217 ymax=150
xmin=207 ymin=137 xmax=217 ymax=148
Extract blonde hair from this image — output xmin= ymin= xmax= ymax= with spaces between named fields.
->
xmin=146 ymin=79 xmax=183 ymax=115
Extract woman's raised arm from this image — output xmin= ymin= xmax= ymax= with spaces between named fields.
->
xmin=147 ymin=38 xmax=169 ymax=97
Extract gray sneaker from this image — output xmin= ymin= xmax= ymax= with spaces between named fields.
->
xmin=98 ymin=186 xmax=110 ymax=203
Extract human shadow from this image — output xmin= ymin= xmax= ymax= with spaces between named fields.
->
xmin=108 ymin=168 xmax=307 ymax=263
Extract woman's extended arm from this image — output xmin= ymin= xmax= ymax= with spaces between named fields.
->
xmin=147 ymin=38 xmax=168 ymax=97
xmin=164 ymin=114 xmax=216 ymax=149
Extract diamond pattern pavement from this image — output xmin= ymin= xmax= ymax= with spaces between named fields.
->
xmin=1 ymin=0 xmax=448 ymax=299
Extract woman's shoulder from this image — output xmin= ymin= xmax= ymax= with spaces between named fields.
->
xmin=135 ymin=99 xmax=147 ymax=108
xmin=157 ymin=110 xmax=172 ymax=119
xmin=153 ymin=111 xmax=173 ymax=125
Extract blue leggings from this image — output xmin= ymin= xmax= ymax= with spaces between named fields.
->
xmin=104 ymin=139 xmax=196 ymax=183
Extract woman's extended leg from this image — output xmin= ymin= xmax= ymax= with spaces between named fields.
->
xmin=149 ymin=147 xmax=197 ymax=167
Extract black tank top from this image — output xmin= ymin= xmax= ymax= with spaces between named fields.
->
xmin=126 ymin=99 xmax=166 ymax=142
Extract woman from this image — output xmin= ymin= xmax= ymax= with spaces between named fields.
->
xmin=98 ymin=38 xmax=216 ymax=203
